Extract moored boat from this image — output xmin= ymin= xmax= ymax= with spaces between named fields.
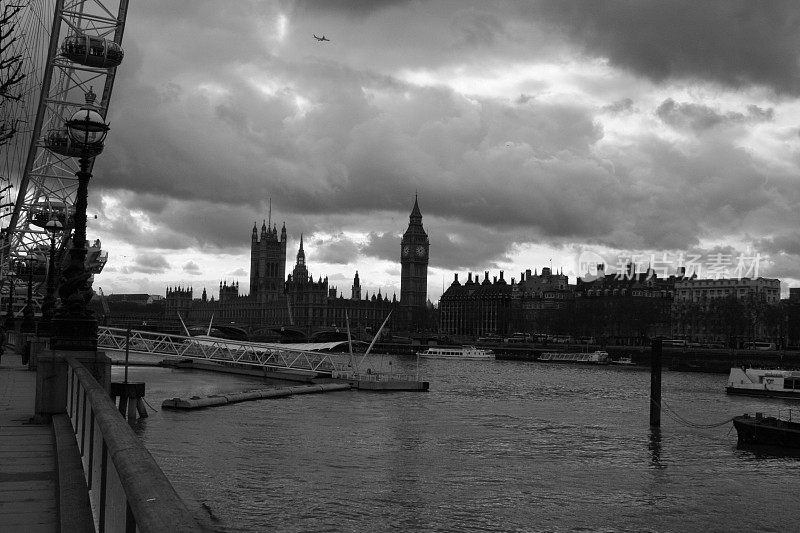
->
xmin=538 ymin=351 xmax=610 ymax=364
xmin=611 ymin=356 xmax=635 ymax=366
xmin=733 ymin=411 xmax=800 ymax=449
xmin=726 ymin=367 xmax=800 ymax=399
xmin=417 ymin=345 xmax=495 ymax=360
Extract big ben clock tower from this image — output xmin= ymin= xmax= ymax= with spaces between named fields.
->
xmin=400 ymin=194 xmax=429 ymax=331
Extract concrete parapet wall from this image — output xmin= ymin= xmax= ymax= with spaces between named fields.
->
xmin=52 ymin=414 xmax=94 ymax=533
xmin=65 ymin=357 xmax=203 ymax=532
xmin=35 ymin=350 xmax=111 ymax=422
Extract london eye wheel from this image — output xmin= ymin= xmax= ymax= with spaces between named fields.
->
xmin=1 ymin=0 xmax=129 ymax=316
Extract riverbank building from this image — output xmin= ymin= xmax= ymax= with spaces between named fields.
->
xmin=157 ymin=200 xmax=432 ymax=338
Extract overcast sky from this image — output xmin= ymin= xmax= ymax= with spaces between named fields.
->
xmin=90 ymin=0 xmax=800 ymax=302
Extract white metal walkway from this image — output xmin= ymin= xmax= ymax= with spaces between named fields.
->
xmin=97 ymin=327 xmax=354 ymax=376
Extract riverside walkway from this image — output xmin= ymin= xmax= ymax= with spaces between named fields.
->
xmin=0 ymin=338 xmax=204 ymax=533
xmin=0 ymin=351 xmax=57 ymax=533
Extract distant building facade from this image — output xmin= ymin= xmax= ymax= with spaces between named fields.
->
xmin=511 ymin=267 xmax=573 ymax=335
xmin=671 ymin=276 xmax=782 ymax=347
xmin=157 ymin=201 xmax=432 ymax=337
xmin=439 ymin=262 xmax=676 ymax=345
xmin=573 ymin=263 xmax=675 ymax=345
xmin=787 ymin=288 xmax=800 ymax=348
xmin=439 ymin=271 xmax=514 ymax=338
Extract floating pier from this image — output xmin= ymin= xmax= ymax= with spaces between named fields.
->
xmin=159 ymin=357 xmax=430 ymax=391
xmin=331 ymin=370 xmax=429 ymax=391
xmin=161 ymin=383 xmax=352 ymax=410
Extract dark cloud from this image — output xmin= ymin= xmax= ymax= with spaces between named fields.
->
xmin=615 ymin=135 xmax=783 ymax=249
xmin=656 ymin=98 xmax=774 ymax=132
xmin=98 ymin=64 xmax=798 ymax=264
xmin=74 ymin=0 xmax=800 ymax=297
xmin=531 ymin=0 xmax=800 ymax=94
xmin=426 ymin=223 xmax=514 ymax=271
xmin=183 ymin=261 xmax=201 ymax=275
xmin=120 ymin=254 xmax=170 ymax=275
xmin=602 ymin=98 xmax=634 ymax=115
xmin=755 ymin=234 xmax=800 ymax=257
xmin=294 ymin=0 xmax=411 ymax=16
xmin=760 ymin=253 xmax=800 ymax=286
xmin=451 ymin=8 xmax=505 ymax=48
xmin=747 ymin=105 xmax=774 ymax=122
xmin=362 ymin=232 xmax=401 ymax=262
xmin=310 ymin=235 xmax=361 ymax=265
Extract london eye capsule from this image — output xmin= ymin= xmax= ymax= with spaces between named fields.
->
xmin=60 ymin=34 xmax=124 ymax=68
xmin=29 ymin=202 xmax=70 ymax=229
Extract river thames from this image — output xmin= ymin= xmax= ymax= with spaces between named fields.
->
xmin=116 ymin=356 xmax=800 ymax=532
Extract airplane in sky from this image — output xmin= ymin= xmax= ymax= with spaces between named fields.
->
xmin=313 ymin=34 xmax=330 ymax=41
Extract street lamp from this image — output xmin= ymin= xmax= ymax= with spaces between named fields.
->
xmin=51 ymin=89 xmax=109 ymax=351
xmin=38 ymin=217 xmax=64 ymax=337
xmin=20 ymin=254 xmax=38 ymax=333
xmin=5 ymin=269 xmax=15 ymax=330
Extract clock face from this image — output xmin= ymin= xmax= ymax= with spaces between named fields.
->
xmin=402 ymin=245 xmax=411 ymax=257
xmin=416 ymin=245 xmax=426 ymax=257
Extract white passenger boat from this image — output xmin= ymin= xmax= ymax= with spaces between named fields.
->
xmin=538 ymin=351 xmax=610 ymax=364
xmin=726 ymin=367 xmax=800 ymax=399
xmin=417 ymin=346 xmax=495 ymax=360
xmin=611 ymin=356 xmax=636 ymax=366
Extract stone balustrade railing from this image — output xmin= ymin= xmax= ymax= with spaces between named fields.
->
xmin=65 ymin=356 xmax=202 ymax=532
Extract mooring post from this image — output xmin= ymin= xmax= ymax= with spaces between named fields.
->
xmin=118 ymin=394 xmax=128 ymax=417
xmin=650 ymin=337 xmax=662 ymax=427
xmin=111 ymin=381 xmax=148 ymax=423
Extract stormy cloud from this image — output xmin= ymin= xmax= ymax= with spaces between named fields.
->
xmin=80 ymin=0 xmax=800 ymax=298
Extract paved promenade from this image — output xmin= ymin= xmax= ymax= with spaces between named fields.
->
xmin=0 ymin=351 xmax=58 ymax=533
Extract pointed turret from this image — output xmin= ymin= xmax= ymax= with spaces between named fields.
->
xmin=291 ymin=233 xmax=309 ymax=283
xmin=352 ymin=271 xmax=361 ymax=300
xmin=297 ymin=233 xmax=305 ymax=266
xmin=409 ymin=193 xmax=422 ymax=226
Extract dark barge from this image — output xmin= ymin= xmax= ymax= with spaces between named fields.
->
xmin=733 ymin=412 xmax=800 ymax=449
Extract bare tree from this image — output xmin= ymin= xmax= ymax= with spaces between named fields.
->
xmin=1 ymin=3 xmax=26 ymax=148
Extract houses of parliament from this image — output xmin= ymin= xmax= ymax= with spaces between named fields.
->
xmin=162 ymin=197 xmax=431 ymax=338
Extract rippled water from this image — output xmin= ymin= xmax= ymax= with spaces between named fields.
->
xmin=115 ymin=357 xmax=800 ymax=532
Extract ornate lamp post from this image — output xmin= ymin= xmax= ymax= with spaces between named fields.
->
xmin=51 ymin=90 xmax=109 ymax=351
xmin=38 ymin=217 xmax=64 ymax=337
xmin=5 ymin=269 xmax=15 ymax=330
xmin=20 ymin=254 xmax=38 ymax=333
